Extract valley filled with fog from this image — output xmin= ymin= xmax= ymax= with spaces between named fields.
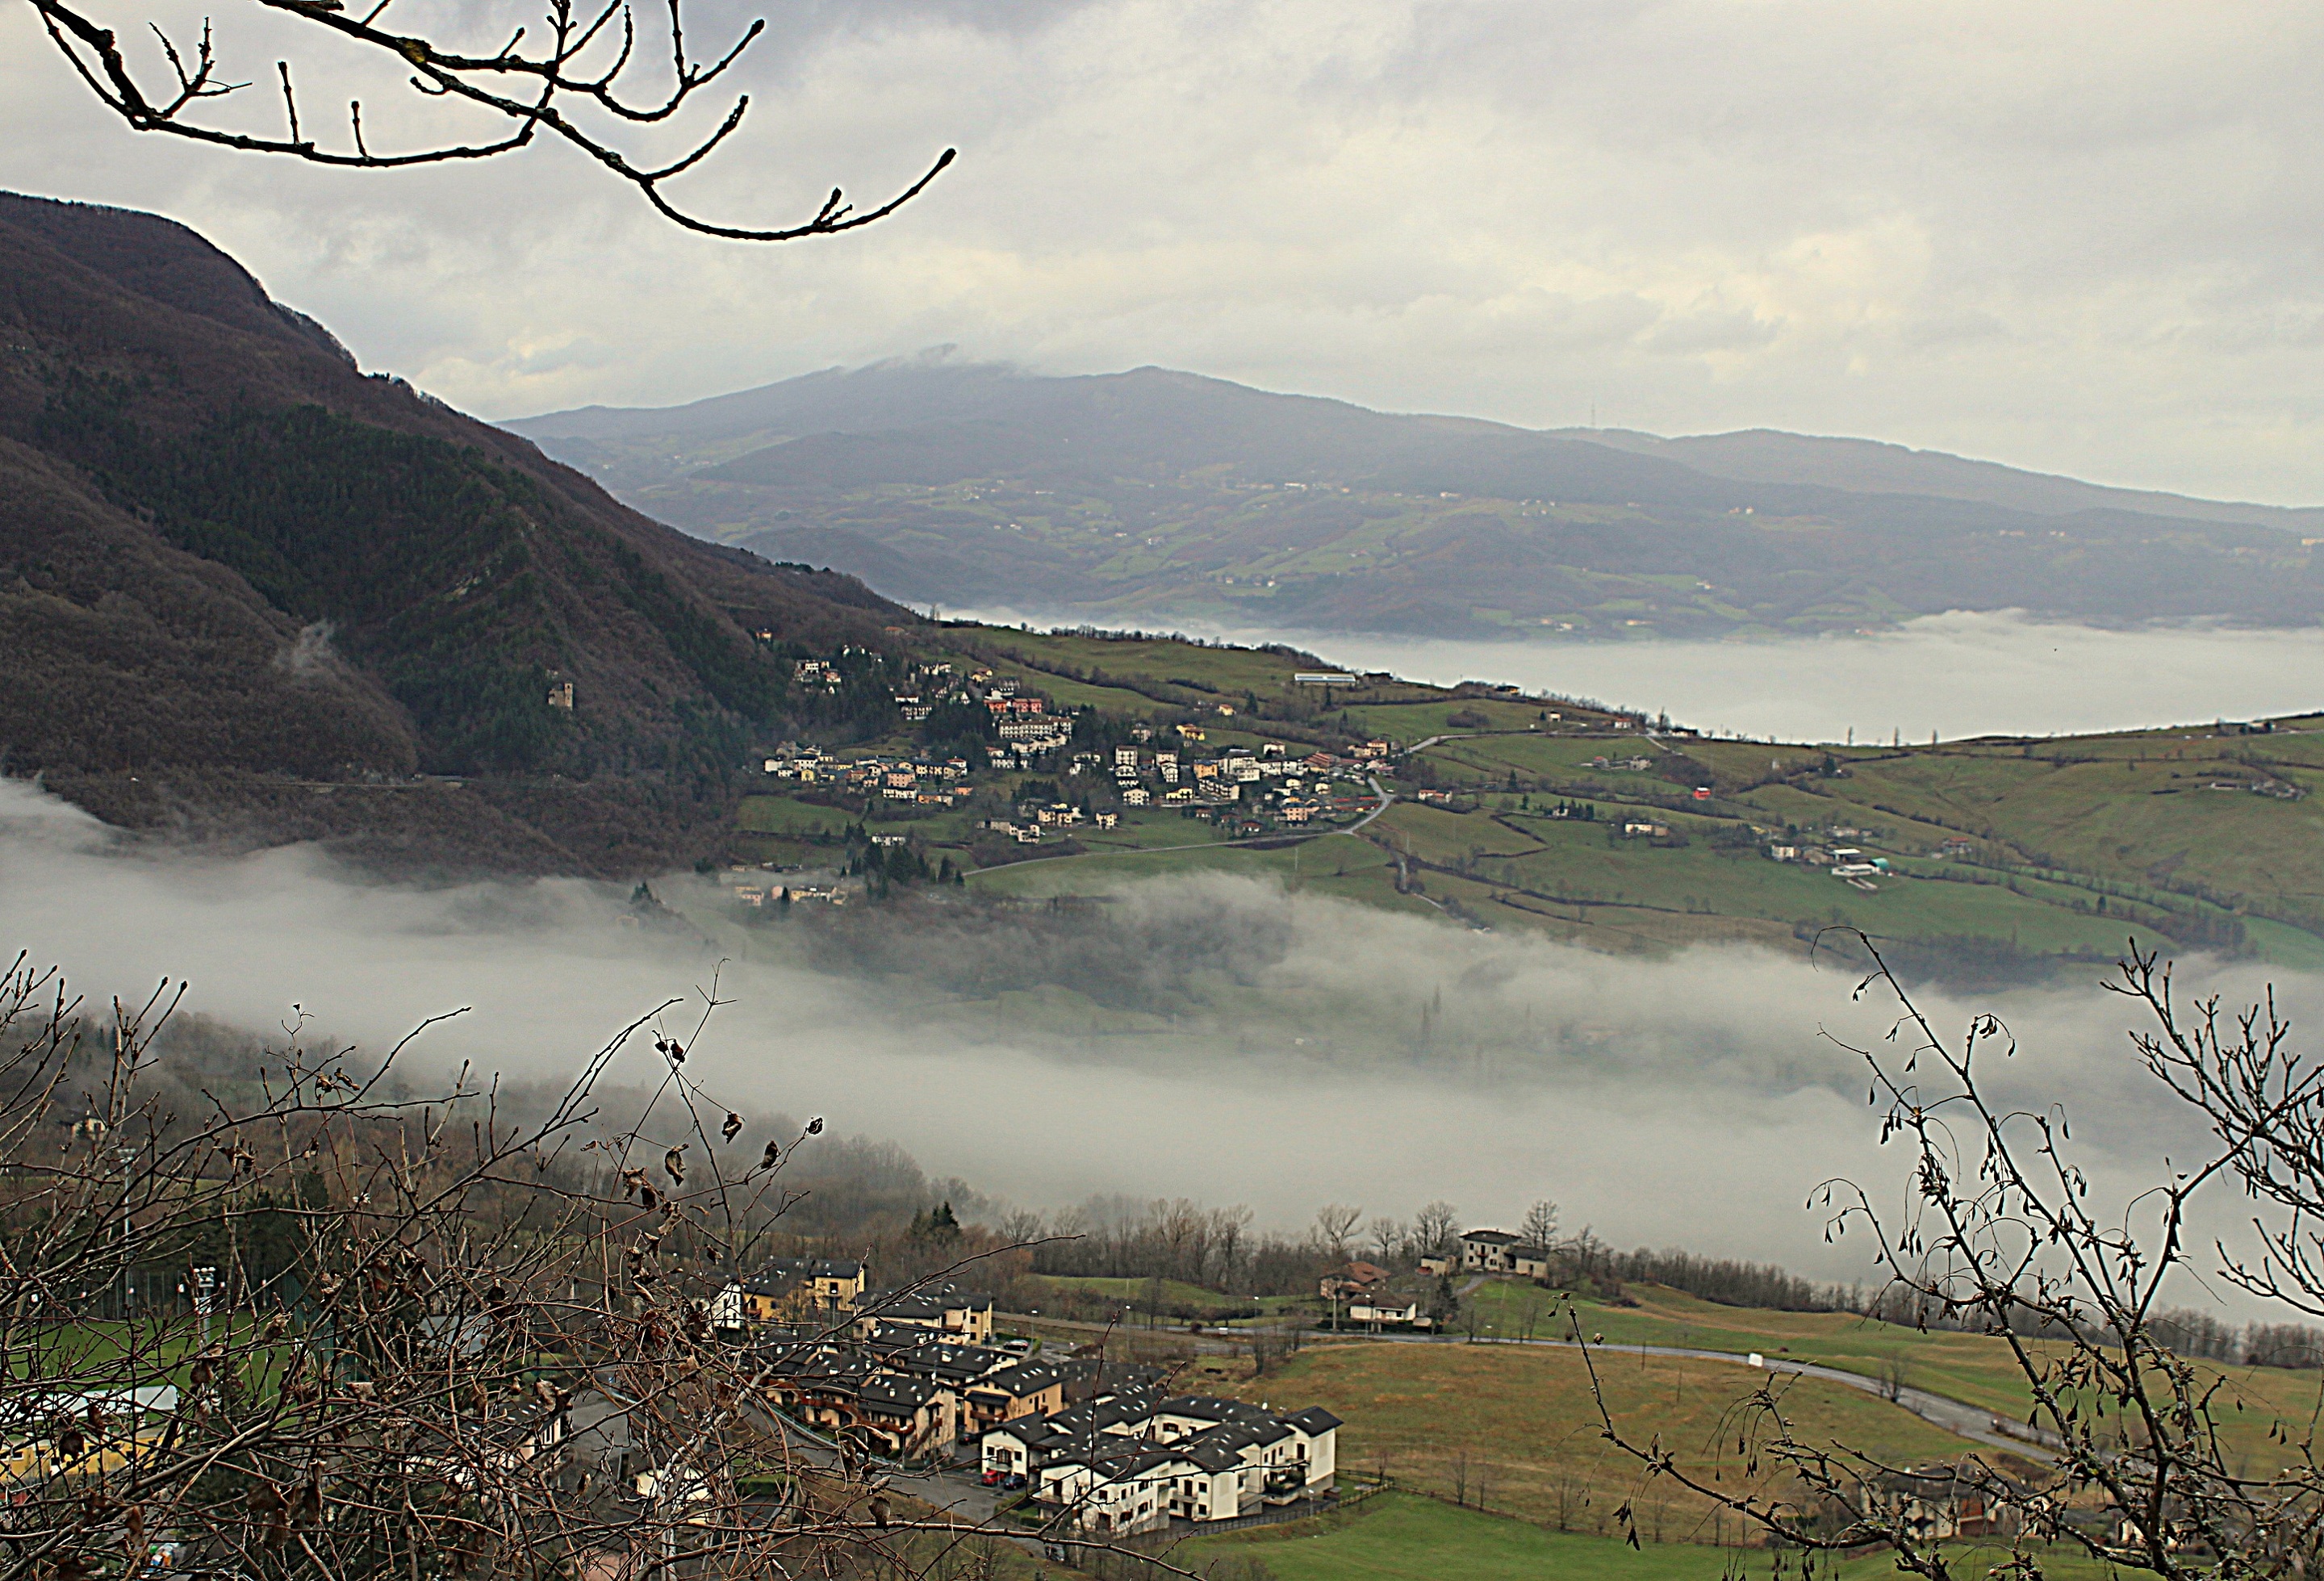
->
xmin=4 ymin=776 xmax=2302 ymax=1307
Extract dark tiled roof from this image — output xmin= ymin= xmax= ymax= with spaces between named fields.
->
xmin=888 ymin=1340 xmax=1013 ymax=1383
xmin=742 ymin=1257 xmax=864 ymax=1295
xmin=967 ymin=1361 xmax=1063 ymax=1400
xmin=855 ymin=1374 xmax=945 ymax=1417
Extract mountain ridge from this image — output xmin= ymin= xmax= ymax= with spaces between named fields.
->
xmin=0 ymin=192 xmax=917 ymax=876
xmin=505 ymin=360 xmax=2324 ymax=641
xmin=510 ymin=358 xmax=2324 ymax=529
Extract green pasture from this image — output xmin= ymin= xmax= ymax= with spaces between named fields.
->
xmin=1186 ymin=1493 xmax=2130 ymax=1581
xmin=1461 ymin=1281 xmax=2324 ymax=1474
xmin=967 ymin=834 xmax=1420 ymax=914
xmin=1191 ymin=1340 xmax=1975 ymax=1534
xmin=737 ymin=796 xmax=858 ymax=838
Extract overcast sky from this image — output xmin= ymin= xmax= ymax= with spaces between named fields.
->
xmin=7 ymin=1 xmax=2324 ymax=502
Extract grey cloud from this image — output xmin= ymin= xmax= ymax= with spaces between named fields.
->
xmin=12 ymin=5 xmax=2324 ymax=479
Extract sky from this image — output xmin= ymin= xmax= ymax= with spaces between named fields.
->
xmin=7 ymin=2 xmax=2324 ymax=502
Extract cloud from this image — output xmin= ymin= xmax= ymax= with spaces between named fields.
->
xmin=2 ymin=776 xmax=2304 ymax=1309
xmin=10 ymin=1 xmax=2324 ymax=500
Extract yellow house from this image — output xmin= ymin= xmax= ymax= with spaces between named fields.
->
xmin=740 ymin=1258 xmax=865 ymax=1323
xmin=855 ymin=1282 xmax=994 ymax=1343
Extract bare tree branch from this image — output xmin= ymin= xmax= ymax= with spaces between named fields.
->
xmin=23 ymin=0 xmax=955 ymax=240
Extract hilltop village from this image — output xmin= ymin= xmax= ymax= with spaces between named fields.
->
xmin=725 ymin=642 xmax=1410 ymax=908
xmin=704 ymin=627 xmax=2321 ymax=972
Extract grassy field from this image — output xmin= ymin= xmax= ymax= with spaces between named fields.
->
xmin=1360 ymin=713 xmax=2324 ymax=966
xmin=1018 ymin=1274 xmax=1259 ymax=1319
xmin=1452 ymin=1280 xmax=2324 ymax=1475
xmin=963 ymin=831 xmax=1435 ymax=920
xmin=1185 ymin=1492 xmax=2130 ymax=1581
xmin=1171 ymin=1338 xmax=1993 ymax=1538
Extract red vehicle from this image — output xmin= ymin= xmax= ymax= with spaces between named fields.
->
xmin=980 ymin=1470 xmax=1001 ymax=1487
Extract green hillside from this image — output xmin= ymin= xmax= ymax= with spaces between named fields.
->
xmin=723 ymin=621 xmax=2324 ymax=977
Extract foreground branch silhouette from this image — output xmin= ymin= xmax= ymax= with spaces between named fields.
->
xmin=0 ymin=952 xmax=1218 ymax=1581
xmin=24 ymin=0 xmax=953 ymax=240
xmin=1584 ymin=933 xmax=2324 ymax=1579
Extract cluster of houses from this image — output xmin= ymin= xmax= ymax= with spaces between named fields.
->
xmin=761 ymin=642 xmax=1407 ymax=839
xmin=983 ymin=1388 xmax=1341 ymax=1536
xmin=1766 ymin=839 xmax=1892 ymax=889
xmin=729 ymin=881 xmax=846 ymax=908
xmin=983 ymin=807 xmax=1122 ymax=845
xmin=1065 ymin=741 xmax=1383 ymax=822
xmin=763 ymin=745 xmax=978 ymax=805
xmin=712 ymin=1257 xmax=1342 ymax=1534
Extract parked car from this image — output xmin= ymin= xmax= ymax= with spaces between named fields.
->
xmin=1001 ymin=1474 xmax=1026 ymax=1491
xmin=980 ymin=1470 xmax=1001 ymax=1487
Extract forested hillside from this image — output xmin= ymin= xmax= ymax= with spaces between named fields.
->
xmin=0 ymin=193 xmax=913 ymax=875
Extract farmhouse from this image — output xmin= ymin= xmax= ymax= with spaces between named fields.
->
xmin=1860 ymin=1466 xmax=2025 ymax=1541
xmin=1319 ymin=1262 xmax=1390 ymax=1300
xmin=1459 ymin=1229 xmax=1519 ymax=1271
xmin=1346 ymin=1285 xmax=1435 ymax=1330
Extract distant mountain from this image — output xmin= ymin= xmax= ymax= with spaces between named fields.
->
xmin=509 ymin=361 xmax=2324 ymax=641
xmin=0 ymin=193 xmax=913 ymax=876
xmin=1563 ymin=428 xmax=2324 ymax=533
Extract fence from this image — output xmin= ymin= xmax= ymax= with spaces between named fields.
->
xmin=1176 ymin=1475 xmax=1391 ymax=1535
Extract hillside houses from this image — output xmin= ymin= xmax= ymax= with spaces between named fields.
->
xmin=716 ymin=1262 xmax=992 ymax=1340
xmin=723 ymin=1257 xmax=867 ymax=1324
xmin=751 ymin=1315 xmax=1172 ymax=1464
xmin=856 ymin=1281 xmax=997 ymax=1343
xmin=984 ymin=1389 xmax=1343 ymax=1536
xmin=754 ymin=647 xmax=1384 ymax=839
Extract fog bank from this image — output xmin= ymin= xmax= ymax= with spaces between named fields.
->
xmin=1 ymin=778 xmax=2308 ymax=1298
xmin=957 ymin=609 xmax=2324 ymax=743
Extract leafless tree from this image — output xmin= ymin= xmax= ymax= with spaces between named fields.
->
xmin=1411 ymin=1199 xmax=1460 ymax=1257
xmin=1582 ymin=933 xmax=2324 ymax=1579
xmin=1877 ymin=1353 xmax=1906 ymax=1404
xmin=1310 ymin=1203 xmax=1362 ymax=1262
xmin=0 ymin=953 xmax=1205 ymax=1581
xmin=1520 ymin=1198 xmax=1559 ymax=1250
xmin=25 ymin=0 xmax=952 ymax=240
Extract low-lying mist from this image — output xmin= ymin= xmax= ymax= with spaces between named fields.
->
xmin=2 ymin=778 xmax=2309 ymax=1303
xmin=956 ymin=607 xmax=2324 ymax=743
